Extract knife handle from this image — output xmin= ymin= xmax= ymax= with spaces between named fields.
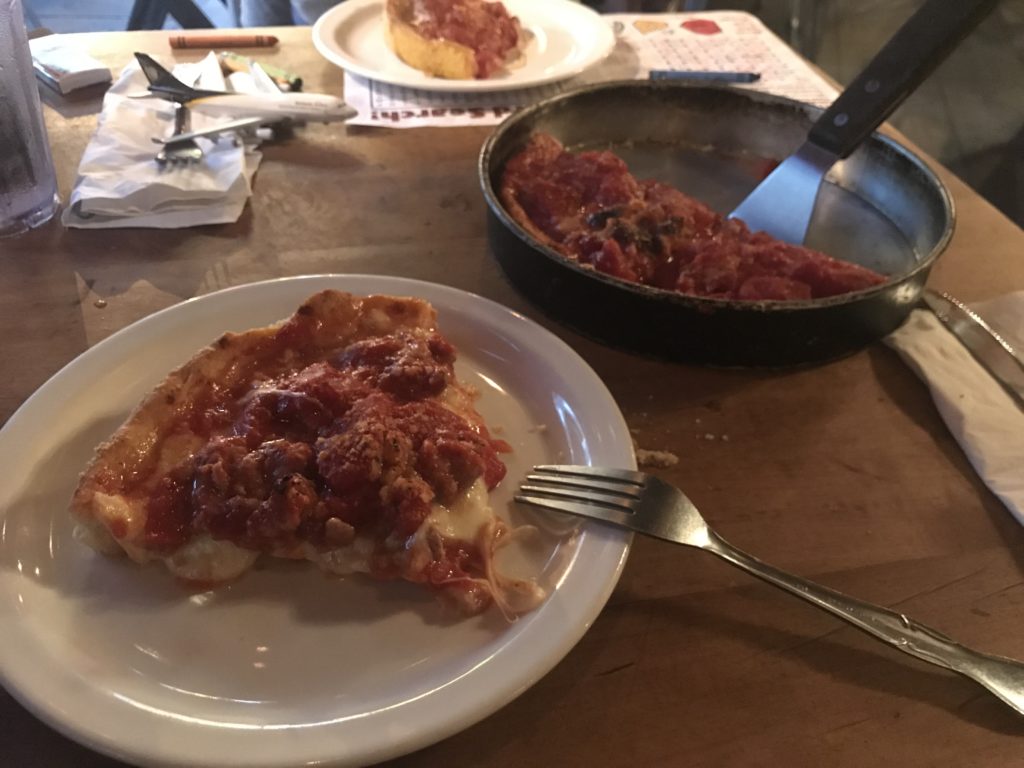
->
xmin=808 ymin=0 xmax=998 ymax=159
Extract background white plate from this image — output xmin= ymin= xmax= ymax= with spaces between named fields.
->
xmin=0 ymin=275 xmax=633 ymax=768
xmin=312 ymin=0 xmax=616 ymax=93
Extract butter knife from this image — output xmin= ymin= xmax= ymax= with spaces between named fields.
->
xmin=921 ymin=289 xmax=1024 ymax=409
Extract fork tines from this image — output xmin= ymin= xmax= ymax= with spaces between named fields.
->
xmin=515 ymin=464 xmax=646 ymax=528
xmin=532 ymin=465 xmax=646 ymax=484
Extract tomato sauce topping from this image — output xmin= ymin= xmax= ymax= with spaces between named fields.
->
xmin=500 ymin=133 xmax=887 ymax=301
xmin=414 ymin=0 xmax=521 ymax=78
xmin=141 ymin=329 xmax=505 ymax=565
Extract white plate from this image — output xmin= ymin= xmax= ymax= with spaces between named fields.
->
xmin=312 ymin=0 xmax=616 ymax=93
xmin=0 ymin=275 xmax=633 ymax=768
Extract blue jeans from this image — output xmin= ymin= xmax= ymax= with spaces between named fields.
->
xmin=233 ymin=0 xmax=339 ymax=25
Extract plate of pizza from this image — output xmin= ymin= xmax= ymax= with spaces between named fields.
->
xmin=312 ymin=0 xmax=616 ymax=92
xmin=0 ymin=275 xmax=632 ymax=767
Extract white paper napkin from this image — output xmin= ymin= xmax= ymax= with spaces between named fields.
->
xmin=885 ymin=292 xmax=1024 ymax=522
xmin=63 ymin=53 xmax=264 ymax=229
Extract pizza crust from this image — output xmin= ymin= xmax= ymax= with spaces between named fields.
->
xmin=384 ymin=0 xmax=525 ymax=80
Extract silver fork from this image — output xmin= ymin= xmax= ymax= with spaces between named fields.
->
xmin=517 ymin=465 xmax=1024 ymax=717
xmin=155 ymin=104 xmax=204 ymax=167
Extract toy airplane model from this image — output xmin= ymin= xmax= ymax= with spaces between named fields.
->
xmin=135 ymin=52 xmax=356 ymax=145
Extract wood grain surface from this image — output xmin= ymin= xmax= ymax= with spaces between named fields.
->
xmin=2 ymin=26 xmax=1024 ymax=768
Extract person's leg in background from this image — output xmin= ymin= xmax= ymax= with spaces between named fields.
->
xmin=231 ymin=0 xmax=340 ymax=26
xmin=290 ymin=0 xmax=341 ymax=24
xmin=233 ymin=0 xmax=297 ymax=26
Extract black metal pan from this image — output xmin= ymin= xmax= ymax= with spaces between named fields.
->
xmin=479 ymin=82 xmax=955 ymax=367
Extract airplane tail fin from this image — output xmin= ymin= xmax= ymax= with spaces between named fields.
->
xmin=134 ymin=52 xmax=221 ymax=101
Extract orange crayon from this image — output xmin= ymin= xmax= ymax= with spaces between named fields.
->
xmin=169 ymin=34 xmax=279 ymax=50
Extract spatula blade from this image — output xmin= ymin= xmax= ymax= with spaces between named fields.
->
xmin=728 ymin=141 xmax=838 ymax=245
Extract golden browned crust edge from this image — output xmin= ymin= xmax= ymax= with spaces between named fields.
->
xmin=498 ymin=183 xmax=568 ymax=255
xmin=385 ymin=0 xmax=478 ymax=79
xmin=69 ymin=290 xmax=439 ymax=538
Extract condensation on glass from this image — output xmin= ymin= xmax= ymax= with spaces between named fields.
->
xmin=0 ymin=0 xmax=59 ymax=237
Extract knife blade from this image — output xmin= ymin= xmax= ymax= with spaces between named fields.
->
xmin=920 ymin=289 xmax=1024 ymax=409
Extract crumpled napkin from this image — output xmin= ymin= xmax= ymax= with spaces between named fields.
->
xmin=885 ymin=291 xmax=1024 ymax=523
xmin=62 ymin=53 xmax=265 ymax=229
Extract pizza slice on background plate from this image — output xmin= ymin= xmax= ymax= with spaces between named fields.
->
xmin=70 ymin=290 xmax=544 ymax=617
xmin=385 ymin=0 xmax=526 ymax=79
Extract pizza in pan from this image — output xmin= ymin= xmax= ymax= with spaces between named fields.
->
xmin=70 ymin=290 xmax=543 ymax=617
xmin=385 ymin=0 xmax=525 ymax=80
xmin=500 ymin=133 xmax=887 ymax=302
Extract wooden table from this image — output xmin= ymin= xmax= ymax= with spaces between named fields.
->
xmin=3 ymin=27 xmax=1024 ymax=767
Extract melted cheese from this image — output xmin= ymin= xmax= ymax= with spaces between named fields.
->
xmin=310 ymin=478 xmax=495 ymax=578
xmin=422 ymin=478 xmax=493 ymax=542
xmin=162 ymin=535 xmax=259 ymax=583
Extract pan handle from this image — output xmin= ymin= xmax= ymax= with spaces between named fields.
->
xmin=808 ymin=0 xmax=998 ymax=159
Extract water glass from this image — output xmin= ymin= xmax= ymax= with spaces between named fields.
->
xmin=0 ymin=0 xmax=59 ymax=237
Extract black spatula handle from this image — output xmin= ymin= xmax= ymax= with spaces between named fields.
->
xmin=809 ymin=0 xmax=998 ymax=158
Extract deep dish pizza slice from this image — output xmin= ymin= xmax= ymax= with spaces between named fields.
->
xmin=385 ymin=0 xmax=524 ymax=80
xmin=500 ymin=133 xmax=887 ymax=302
xmin=70 ymin=290 xmax=543 ymax=617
